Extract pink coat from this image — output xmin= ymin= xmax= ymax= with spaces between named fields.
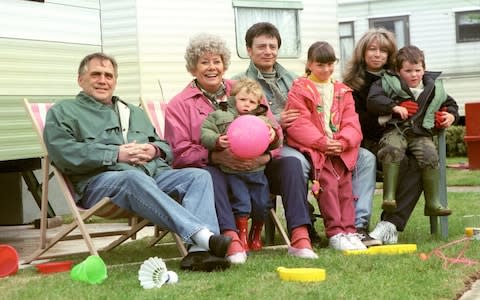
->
xmin=285 ymin=77 xmax=362 ymax=178
xmin=165 ymin=79 xmax=282 ymax=168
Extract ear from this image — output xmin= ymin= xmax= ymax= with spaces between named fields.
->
xmin=247 ymin=47 xmax=253 ymax=58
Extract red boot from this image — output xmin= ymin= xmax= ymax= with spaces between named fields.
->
xmin=235 ymin=216 xmax=250 ymax=252
xmin=248 ymin=221 xmax=264 ymax=251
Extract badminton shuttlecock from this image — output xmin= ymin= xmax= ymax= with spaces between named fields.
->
xmin=165 ymin=271 xmax=178 ymax=284
xmin=138 ymin=257 xmax=169 ymax=289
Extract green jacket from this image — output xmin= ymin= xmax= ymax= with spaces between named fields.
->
xmin=232 ymin=61 xmax=297 ymax=121
xmin=44 ymin=92 xmax=173 ymax=200
xmin=200 ymin=97 xmax=281 ymax=173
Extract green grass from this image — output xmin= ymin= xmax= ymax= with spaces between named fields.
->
xmin=1 ymin=159 xmax=479 ymax=300
xmin=446 ymin=157 xmax=480 ymax=186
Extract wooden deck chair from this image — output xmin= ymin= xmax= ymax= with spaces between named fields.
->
xmin=140 ymin=98 xmax=290 ymax=248
xmin=23 ymin=99 xmax=156 ymax=263
xmin=139 ymin=98 xmax=187 ymax=255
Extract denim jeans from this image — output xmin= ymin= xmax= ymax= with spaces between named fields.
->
xmin=352 ymin=148 xmax=377 ymax=228
xmin=81 ymin=168 xmax=219 ymax=244
xmin=280 ymin=145 xmax=311 ymax=182
xmin=227 ymin=171 xmax=269 ymax=222
xmin=205 ymin=157 xmax=311 ymax=234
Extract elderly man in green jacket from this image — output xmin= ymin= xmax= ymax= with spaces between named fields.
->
xmin=43 ymin=52 xmax=231 ymax=272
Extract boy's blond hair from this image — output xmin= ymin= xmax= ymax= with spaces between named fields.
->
xmin=231 ymin=77 xmax=264 ymax=104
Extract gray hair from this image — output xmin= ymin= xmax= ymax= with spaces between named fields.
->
xmin=184 ymin=33 xmax=231 ymax=73
xmin=78 ymin=52 xmax=118 ymax=77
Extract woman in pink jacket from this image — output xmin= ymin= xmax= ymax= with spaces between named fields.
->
xmin=285 ymin=41 xmax=365 ymax=251
xmin=165 ymin=33 xmax=318 ymax=264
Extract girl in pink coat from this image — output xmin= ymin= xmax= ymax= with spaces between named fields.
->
xmin=285 ymin=41 xmax=365 ymax=251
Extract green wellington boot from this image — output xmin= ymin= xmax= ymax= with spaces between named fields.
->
xmin=382 ymin=162 xmax=400 ymax=212
xmin=422 ymin=168 xmax=452 ymax=216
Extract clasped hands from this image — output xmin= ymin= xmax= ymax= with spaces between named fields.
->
xmin=118 ymin=141 xmax=157 ymax=165
xmin=323 ymin=138 xmax=343 ymax=156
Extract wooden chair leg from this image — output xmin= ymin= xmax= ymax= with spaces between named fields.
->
xmin=269 ymin=208 xmax=291 ymax=246
xmin=264 ymin=195 xmax=277 ymax=246
xmin=171 ymin=233 xmax=187 ymax=257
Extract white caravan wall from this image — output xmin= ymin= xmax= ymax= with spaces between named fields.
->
xmin=338 ymin=0 xmax=480 ymax=115
xmin=101 ymin=0 xmax=339 ymax=103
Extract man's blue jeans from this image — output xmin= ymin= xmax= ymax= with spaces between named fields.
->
xmin=352 ymin=148 xmax=377 ymax=229
xmin=80 ymin=168 xmax=219 ymax=244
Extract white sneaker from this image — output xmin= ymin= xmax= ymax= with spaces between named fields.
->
xmin=346 ymin=233 xmax=367 ymax=250
xmin=369 ymin=221 xmax=398 ymax=244
xmin=288 ymin=247 xmax=319 ymax=259
xmin=329 ymin=233 xmax=356 ymax=251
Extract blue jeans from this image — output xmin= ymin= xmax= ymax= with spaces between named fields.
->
xmin=206 ymin=157 xmax=311 ymax=234
xmin=227 ymin=171 xmax=269 ymax=222
xmin=351 ymin=148 xmax=377 ymax=228
xmin=280 ymin=145 xmax=311 ymax=182
xmin=80 ymin=168 xmax=219 ymax=244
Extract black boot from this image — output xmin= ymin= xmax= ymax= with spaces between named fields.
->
xmin=422 ymin=168 xmax=452 ymax=216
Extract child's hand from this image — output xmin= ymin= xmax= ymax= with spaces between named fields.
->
xmin=435 ymin=108 xmax=455 ymax=128
xmin=399 ymin=100 xmax=418 ymax=116
xmin=324 ymin=139 xmax=343 ymax=156
xmin=392 ymin=105 xmax=409 ymax=120
xmin=216 ymin=135 xmax=230 ymax=149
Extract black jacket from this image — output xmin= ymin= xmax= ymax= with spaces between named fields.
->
xmin=367 ymin=71 xmax=459 ymax=137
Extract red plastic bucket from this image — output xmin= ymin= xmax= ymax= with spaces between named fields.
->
xmin=0 ymin=244 xmax=19 ymax=277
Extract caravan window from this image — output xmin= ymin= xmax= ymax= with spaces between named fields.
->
xmin=369 ymin=16 xmax=410 ymax=48
xmin=233 ymin=1 xmax=303 ymax=58
xmin=339 ymin=22 xmax=354 ymax=73
xmin=456 ymin=10 xmax=480 ymax=43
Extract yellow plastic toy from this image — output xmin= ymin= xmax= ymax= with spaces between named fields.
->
xmin=343 ymin=244 xmax=417 ymax=255
xmin=276 ymin=267 xmax=326 ymax=282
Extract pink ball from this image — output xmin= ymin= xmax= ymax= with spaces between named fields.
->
xmin=227 ymin=115 xmax=270 ymax=159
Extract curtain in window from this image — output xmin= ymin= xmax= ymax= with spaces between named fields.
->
xmin=235 ymin=7 xmax=300 ymax=58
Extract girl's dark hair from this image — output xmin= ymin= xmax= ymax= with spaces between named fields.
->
xmin=305 ymin=41 xmax=337 ymax=74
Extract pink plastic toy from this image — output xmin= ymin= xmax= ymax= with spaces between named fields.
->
xmin=227 ymin=115 xmax=270 ymax=159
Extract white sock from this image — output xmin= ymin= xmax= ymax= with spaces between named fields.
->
xmin=191 ymin=228 xmax=214 ymax=251
xmin=188 ymin=245 xmax=205 ymax=253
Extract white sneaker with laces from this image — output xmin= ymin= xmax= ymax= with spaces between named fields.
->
xmin=346 ymin=233 xmax=367 ymax=250
xmin=369 ymin=221 xmax=398 ymax=244
xmin=329 ymin=233 xmax=356 ymax=251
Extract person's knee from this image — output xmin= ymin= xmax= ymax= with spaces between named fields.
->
xmin=378 ymin=145 xmax=405 ymax=163
xmin=278 ymin=157 xmax=303 ymax=176
xmin=112 ymin=170 xmax=145 ymax=186
xmin=357 ymin=148 xmax=376 ymax=170
xmin=417 ymin=147 xmax=439 ymax=169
